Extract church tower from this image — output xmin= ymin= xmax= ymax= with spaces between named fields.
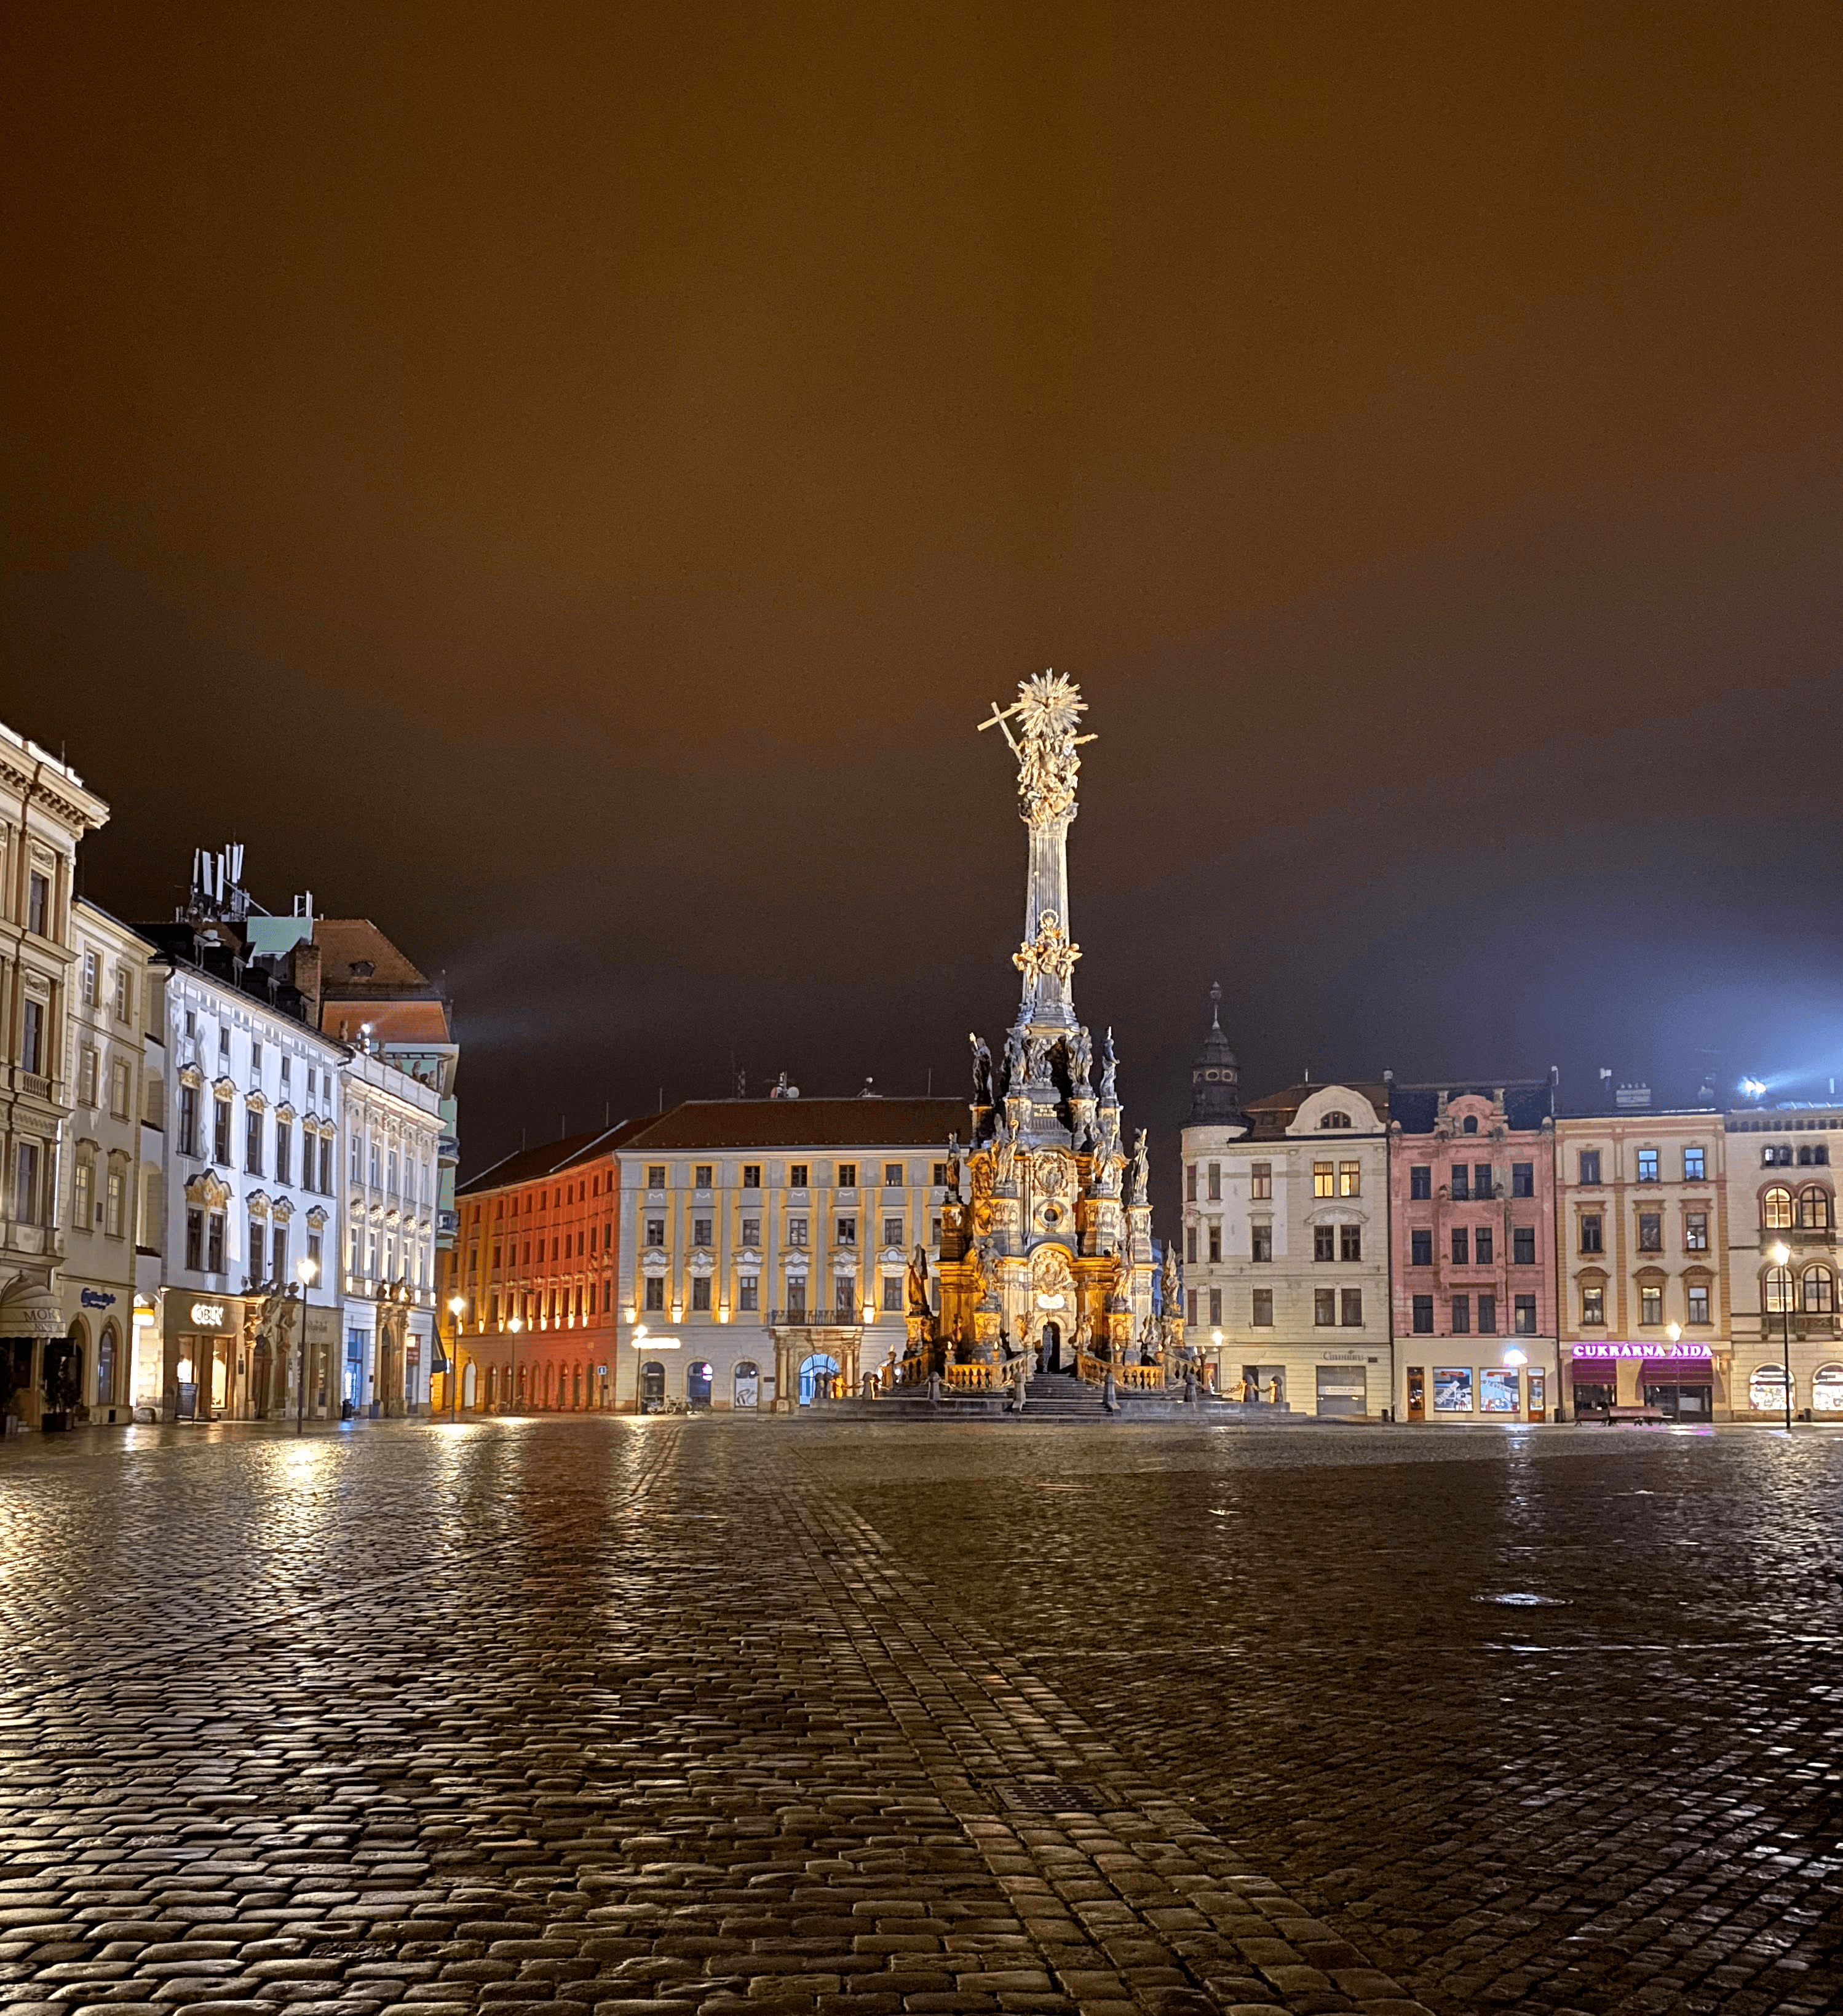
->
xmin=1190 ymin=982 xmax=1245 ymax=1127
xmin=904 ymin=673 xmax=1182 ymax=1387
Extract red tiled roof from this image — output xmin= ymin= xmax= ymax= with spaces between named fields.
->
xmin=314 ymin=918 xmax=434 ymax=993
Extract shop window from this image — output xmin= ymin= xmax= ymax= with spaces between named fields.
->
xmin=1410 ymin=1164 xmax=1431 ymax=1200
xmin=1514 ymin=1294 xmax=1537 ymax=1335
xmin=1801 ymin=1268 xmax=1834 ymax=1315
xmin=1639 ymin=1285 xmax=1663 ymax=1325
xmin=1513 ymin=1224 xmax=1536 ymax=1265
xmin=1411 ymin=1229 xmax=1433 ymax=1266
xmin=1748 ymin=1362 xmax=1788 ymax=1410
xmin=1687 ymin=1283 xmax=1710 ymax=1325
xmin=1433 ymin=1366 xmax=1473 ymax=1411
xmin=1812 ymin=1364 xmax=1843 ymax=1413
xmin=1582 ymin=1285 xmax=1604 ymax=1325
xmin=1579 ymin=1149 xmax=1601 ymax=1185
xmin=1512 ymin=1162 xmax=1534 ymax=1197
xmin=1411 ymin=1295 xmax=1433 ymax=1334
xmin=1451 ymin=1295 xmax=1470 ymax=1334
xmin=1479 ymin=1367 xmax=1520 ymax=1415
xmin=1314 ymin=1288 xmax=1336 ymax=1327
xmin=1799 ymin=1188 xmax=1831 ymax=1229
xmin=1340 ymin=1225 xmax=1361 ymax=1263
xmin=1251 ymin=1288 xmax=1274 ymax=1327
xmin=1478 ymin=1293 xmax=1497 ymax=1335
xmin=1314 ymin=1226 xmax=1334 ymax=1263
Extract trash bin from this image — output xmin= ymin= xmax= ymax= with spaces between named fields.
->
xmin=340 ymin=1397 xmax=355 ymax=1421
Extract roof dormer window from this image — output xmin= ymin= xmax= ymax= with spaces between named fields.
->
xmin=1319 ymin=1110 xmax=1352 ymax=1129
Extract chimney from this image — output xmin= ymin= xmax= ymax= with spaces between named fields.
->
xmin=291 ymin=939 xmax=323 ymax=1026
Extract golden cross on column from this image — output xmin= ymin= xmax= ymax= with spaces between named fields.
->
xmin=976 ymin=697 xmax=1022 ymax=753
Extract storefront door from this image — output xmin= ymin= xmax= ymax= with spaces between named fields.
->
xmin=1315 ymin=1364 xmax=1368 ymax=1417
xmin=1406 ymin=1366 xmax=1425 ymax=1420
xmin=1526 ymin=1370 xmax=1546 ymax=1421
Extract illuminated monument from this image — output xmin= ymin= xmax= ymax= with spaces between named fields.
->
xmin=901 ymin=672 xmax=1184 ymax=1393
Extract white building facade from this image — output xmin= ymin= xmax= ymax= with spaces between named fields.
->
xmin=613 ymin=1098 xmax=965 ymax=1411
xmin=338 ymin=1045 xmax=442 ymax=1415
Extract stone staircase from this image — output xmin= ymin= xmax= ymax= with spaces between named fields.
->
xmin=807 ymin=1369 xmax=1300 ymax=1424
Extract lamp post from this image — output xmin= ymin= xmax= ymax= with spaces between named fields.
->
xmin=1769 ymin=1239 xmax=1794 ymax=1431
xmin=507 ymin=1314 xmax=524 ymax=1414
xmin=295 ymin=1256 xmax=319 ymax=1435
xmin=446 ymin=1293 xmax=467 ymax=1423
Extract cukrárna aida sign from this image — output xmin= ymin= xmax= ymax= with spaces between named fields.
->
xmin=1568 ymin=1341 xmax=1710 ymax=1360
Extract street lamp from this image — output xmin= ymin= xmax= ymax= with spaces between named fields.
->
xmin=295 ymin=1255 xmax=319 ymax=1435
xmin=508 ymin=1314 xmax=524 ymax=1414
xmin=446 ymin=1293 xmax=466 ymax=1423
xmin=1769 ymin=1239 xmax=1794 ymax=1432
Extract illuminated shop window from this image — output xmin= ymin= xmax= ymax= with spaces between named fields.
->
xmin=1748 ymin=1362 xmax=1788 ymax=1411
xmin=1812 ymin=1364 xmax=1843 ymax=1413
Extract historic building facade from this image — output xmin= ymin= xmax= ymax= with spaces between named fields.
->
xmin=1722 ymin=1102 xmax=1842 ymax=1421
xmin=1389 ymin=1082 xmax=1559 ymax=1424
xmin=1 ymin=723 xmax=108 ymax=1427
xmin=1181 ymin=1053 xmax=1393 ymax=1416
xmin=612 ymin=1100 xmax=965 ymax=1411
xmin=1553 ymin=1094 xmax=1730 ymax=1421
xmin=56 ymin=899 xmax=153 ymax=1424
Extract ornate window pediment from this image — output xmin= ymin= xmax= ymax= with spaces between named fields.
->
xmin=688 ymin=1251 xmax=715 ymax=1277
xmin=734 ymin=1246 xmax=762 ymax=1267
xmin=246 ymin=1190 xmax=272 ymax=1216
xmin=184 ymin=1171 xmax=232 ymax=1207
xmin=878 ymin=1245 xmax=906 ymax=1266
xmin=178 ymin=1063 xmax=205 ymax=1091
xmin=245 ymin=1090 xmax=269 ymax=1113
xmin=274 ymin=1101 xmax=297 ymax=1123
xmin=212 ymin=1077 xmax=236 ymax=1101
xmin=306 ymin=1205 xmax=328 ymax=1228
xmin=641 ymin=1250 xmax=668 ymax=1274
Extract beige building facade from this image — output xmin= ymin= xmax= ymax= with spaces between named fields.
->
xmin=1722 ymin=1103 xmax=1842 ymax=1421
xmin=1553 ymin=1100 xmax=1730 ymax=1420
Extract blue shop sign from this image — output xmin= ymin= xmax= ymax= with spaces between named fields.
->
xmin=80 ymin=1288 xmax=117 ymax=1309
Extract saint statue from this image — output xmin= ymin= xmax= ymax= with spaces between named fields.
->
xmin=1130 ymin=1127 xmax=1150 ymax=1202
xmin=906 ymin=1244 xmax=932 ymax=1317
xmin=943 ymin=1132 xmax=962 ymax=1200
xmin=1067 ymin=1025 xmax=1093 ymax=1090
xmin=1099 ymin=1027 xmax=1119 ymax=1103
xmin=970 ymin=1032 xmax=994 ymax=1106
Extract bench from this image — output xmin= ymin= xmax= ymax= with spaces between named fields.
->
xmin=1596 ymin=1403 xmax=1667 ymax=1425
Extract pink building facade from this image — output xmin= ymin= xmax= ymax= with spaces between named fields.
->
xmin=1389 ymin=1084 xmax=1559 ymax=1424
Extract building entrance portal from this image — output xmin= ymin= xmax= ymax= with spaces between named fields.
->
xmin=1040 ymin=1321 xmax=1064 ymax=1373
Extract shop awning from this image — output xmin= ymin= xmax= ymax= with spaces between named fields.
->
xmin=1641 ymin=1359 xmax=1711 ymax=1384
xmin=0 ymin=1279 xmax=63 ymax=1339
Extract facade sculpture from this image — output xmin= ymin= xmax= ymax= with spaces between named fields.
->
xmin=905 ymin=672 xmax=1173 ymax=1388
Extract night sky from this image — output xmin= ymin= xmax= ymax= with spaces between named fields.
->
xmin=6 ymin=7 xmax=1841 ymax=1210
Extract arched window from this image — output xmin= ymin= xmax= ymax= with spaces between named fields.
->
xmin=1813 ymin=1363 xmax=1843 ymax=1413
xmin=1462 ymin=1115 xmax=1478 ymax=1135
xmin=1749 ymin=1362 xmax=1789 ymax=1410
xmin=1764 ymin=1265 xmax=1794 ymax=1314
xmin=1762 ymin=1186 xmax=1794 ymax=1229
xmin=1319 ymin=1111 xmax=1352 ymax=1130
xmin=1801 ymin=1267 xmax=1834 ymax=1314
xmin=97 ymin=1322 xmax=118 ymax=1406
xmin=1799 ymin=1187 xmax=1832 ymax=1229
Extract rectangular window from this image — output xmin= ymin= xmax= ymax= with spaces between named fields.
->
xmin=789 ymin=1164 xmax=809 ymax=1189
xmin=1579 ymin=1149 xmax=1601 ymax=1185
xmin=742 ymin=1164 xmax=761 ymax=1189
xmin=692 ymin=1218 xmax=712 ymax=1247
xmin=1579 ymin=1213 xmax=1603 ymax=1254
xmin=882 ymin=1276 xmax=902 ymax=1311
xmin=739 ymin=1277 xmax=759 ymax=1311
xmin=213 ymin=1098 xmax=232 ymax=1165
xmin=82 ymin=949 xmax=98 ymax=1004
xmin=250 ymin=1037 xmax=263 ymax=1080
xmin=1313 ymin=1161 xmax=1334 ymax=1198
xmin=1412 ymin=1294 xmax=1434 ymax=1335
xmin=1339 ymin=1161 xmax=1361 ymax=1197
xmin=1474 ymin=1163 xmax=1494 ymax=1200
xmin=1638 ymin=1213 xmax=1662 ymax=1252
xmin=20 ymin=999 xmax=42 ymax=1076
xmin=318 ymin=1138 xmax=331 ymax=1191
xmin=1208 ymin=1287 xmax=1222 ymax=1325
xmin=74 ymin=1153 xmax=93 ymax=1228
xmin=185 ymin=1208 xmax=203 ymax=1271
xmin=1636 ymin=1149 xmax=1659 ymax=1183
xmin=245 ymin=1108 xmax=264 ymax=1175
xmin=1477 ymin=1292 xmax=1497 ymax=1335
xmin=646 ymin=1164 xmax=666 ymax=1188
xmin=1513 ymin=1224 xmax=1536 ymax=1266
xmin=1512 ymin=1161 xmax=1534 ymax=1197
xmin=1684 ymin=1212 xmax=1708 ymax=1252
xmin=834 ymin=1276 xmax=855 ymax=1315
xmin=114 ymin=969 xmax=131 ymax=1024
xmin=1473 ymin=1225 xmax=1494 ymax=1265
xmin=1314 ymin=1288 xmax=1336 ymax=1327
xmin=104 ymin=1164 xmax=124 ymax=1238
xmin=1640 ymin=1284 xmax=1663 ymax=1325
xmin=1582 ymin=1285 xmax=1604 ymax=1325
xmin=307 ymin=1230 xmax=320 ymax=1279
xmin=218 ymin=1023 xmax=229 ymax=1057
xmin=884 ymin=1162 xmax=903 ymax=1188
xmin=1409 ymin=1164 xmax=1432 ymax=1200
xmin=1340 ymin=1287 xmax=1363 ymax=1327
xmin=788 ymin=1216 xmax=808 ymax=1246
xmin=932 ymin=1162 xmax=949 ymax=1187
xmin=271 ymin=1224 xmax=288 ymax=1281
xmin=1186 ymin=1225 xmax=1199 ymax=1263
xmin=1250 ymin=1162 xmax=1272 ymax=1199
xmin=275 ymin=1122 xmax=292 ymax=1186
xmin=645 ymin=1216 xmax=665 ymax=1246
xmin=694 ymin=1164 xmax=713 ymax=1189
xmin=206 ymin=1212 xmax=226 ymax=1274
xmin=1339 ymin=1224 xmax=1361 ymax=1263
xmin=1687 ymin=1283 xmax=1710 ymax=1323
xmin=836 ymin=1215 xmax=856 ymax=1245
xmin=1514 ymin=1293 xmax=1537 ymax=1335
xmin=742 ymin=1215 xmax=761 ymax=1246
xmin=1208 ymin=1222 xmax=1223 ymax=1263
xmin=786 ymin=1279 xmax=806 ymax=1316
xmin=1451 ymin=1226 xmax=1469 ymax=1265
xmin=1187 ymin=1288 xmax=1197 ymax=1325
xmin=1314 ymin=1225 xmax=1334 ymax=1263
xmin=1449 ymin=1164 xmax=1469 ymax=1201
xmin=1411 ymin=1228 xmax=1433 ymax=1266
xmin=644 ymin=1276 xmax=665 ymax=1311
xmin=27 ymin=871 xmax=49 ymax=936
xmin=1251 ymin=1288 xmax=1274 ymax=1326
xmin=691 ymin=1276 xmax=711 ymax=1312
xmin=1207 ymin=1162 xmax=1222 ymax=1201
xmin=1185 ymin=1163 xmax=1197 ymax=1202
xmin=1251 ymin=1224 xmax=1272 ymax=1262
xmin=1451 ymin=1295 xmax=1471 ymax=1335
xmin=179 ymin=1084 xmax=200 ymax=1156
xmin=837 ymin=1164 xmax=857 ymax=1189
xmin=1684 ymin=1146 xmax=1705 ymax=1181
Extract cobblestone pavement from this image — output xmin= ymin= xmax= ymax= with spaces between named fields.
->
xmin=1 ymin=1421 xmax=1839 ymax=2016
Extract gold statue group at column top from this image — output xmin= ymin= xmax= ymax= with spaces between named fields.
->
xmin=892 ymin=672 xmax=1193 ymax=1400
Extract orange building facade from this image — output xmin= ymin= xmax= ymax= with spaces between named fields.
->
xmin=437 ymin=1119 xmax=649 ymax=1413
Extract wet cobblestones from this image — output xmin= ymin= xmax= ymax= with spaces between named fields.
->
xmin=1 ymin=1419 xmax=1838 ymax=2016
